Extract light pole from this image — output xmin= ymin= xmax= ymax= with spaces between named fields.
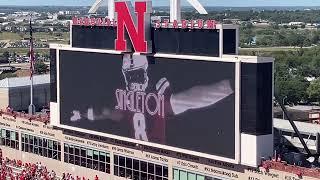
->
xmin=282 ymin=96 xmax=287 ymax=120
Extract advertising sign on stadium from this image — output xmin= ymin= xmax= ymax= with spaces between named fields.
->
xmin=72 ymin=1 xmax=217 ymax=53
xmin=72 ymin=17 xmax=217 ymax=30
xmin=73 ymin=1 xmax=152 ymax=53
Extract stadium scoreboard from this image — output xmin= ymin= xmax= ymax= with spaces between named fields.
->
xmin=49 ymin=0 xmax=274 ymax=167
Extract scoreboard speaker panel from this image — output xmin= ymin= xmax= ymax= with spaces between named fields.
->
xmin=72 ymin=26 xmax=117 ymax=50
xmin=223 ymin=29 xmax=237 ymax=55
xmin=50 ymin=49 xmax=57 ymax=103
xmin=152 ymin=28 xmax=220 ymax=56
xmin=241 ymin=62 xmax=273 ymax=135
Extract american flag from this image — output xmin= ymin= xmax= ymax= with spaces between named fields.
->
xmin=29 ymin=18 xmax=35 ymax=79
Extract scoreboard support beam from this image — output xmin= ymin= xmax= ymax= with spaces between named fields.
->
xmin=170 ymin=0 xmax=181 ymax=22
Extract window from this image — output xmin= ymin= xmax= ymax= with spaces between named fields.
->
xmin=133 ymin=159 xmax=139 ymax=170
xmin=197 ymin=175 xmax=205 ymax=180
xmin=188 ymin=173 xmax=196 ymax=180
xmin=0 ymin=128 xmax=19 ymax=150
xmin=174 ymin=169 xmax=180 ymax=180
xmin=173 ymin=169 xmax=224 ymax=180
xmin=75 ymin=147 xmax=80 ymax=156
xmin=75 ymin=155 xmax=80 ymax=166
xmin=163 ymin=167 xmax=168 ymax=178
xmin=99 ymin=152 xmax=106 ymax=162
xmin=126 ymin=158 xmax=132 ymax=169
xmin=114 ymin=155 xmax=168 ymax=180
xmin=141 ymin=161 xmax=147 ymax=172
xmin=149 ymin=163 xmax=155 ymax=174
xmin=64 ymin=143 xmax=110 ymax=174
xmin=21 ymin=133 xmax=61 ymax=161
xmin=180 ymin=170 xmax=187 ymax=180
xmin=156 ymin=164 xmax=162 ymax=176
xmin=114 ymin=155 xmax=119 ymax=165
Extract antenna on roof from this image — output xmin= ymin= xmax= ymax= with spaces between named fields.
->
xmin=88 ymin=0 xmax=208 ymax=22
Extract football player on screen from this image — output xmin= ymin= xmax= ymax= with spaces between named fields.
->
xmin=70 ymin=54 xmax=234 ymax=143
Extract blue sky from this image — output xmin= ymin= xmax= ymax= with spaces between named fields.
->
xmin=0 ymin=0 xmax=320 ymax=6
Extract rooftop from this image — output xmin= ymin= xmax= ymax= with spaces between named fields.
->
xmin=0 ymin=74 xmax=50 ymax=88
xmin=274 ymin=118 xmax=320 ymax=135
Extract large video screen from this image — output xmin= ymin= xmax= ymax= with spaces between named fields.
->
xmin=59 ymin=51 xmax=236 ymax=159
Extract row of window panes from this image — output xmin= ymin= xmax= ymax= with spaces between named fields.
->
xmin=0 ymin=129 xmax=19 ymax=150
xmin=0 ymin=131 xmax=224 ymax=180
xmin=21 ymin=133 xmax=61 ymax=161
xmin=64 ymin=143 xmax=110 ymax=174
xmin=114 ymin=155 xmax=168 ymax=180
xmin=173 ymin=169 xmax=223 ymax=180
xmin=114 ymin=166 xmax=168 ymax=180
xmin=22 ymin=134 xmax=61 ymax=151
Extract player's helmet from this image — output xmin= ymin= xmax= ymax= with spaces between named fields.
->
xmin=122 ymin=54 xmax=149 ymax=92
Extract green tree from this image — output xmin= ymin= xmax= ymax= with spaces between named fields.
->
xmin=35 ymin=61 xmax=48 ymax=74
xmin=0 ymin=73 xmax=17 ymax=80
xmin=288 ymin=33 xmax=304 ymax=47
xmin=307 ymin=79 xmax=320 ymax=103
xmin=35 ymin=52 xmax=40 ymax=60
xmin=275 ymin=76 xmax=309 ymax=105
xmin=274 ymin=54 xmax=310 ymax=105
xmin=311 ymin=32 xmax=320 ymax=44
xmin=57 ymin=15 xmax=67 ymax=20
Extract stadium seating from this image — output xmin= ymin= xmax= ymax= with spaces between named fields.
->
xmin=0 ymin=107 xmax=50 ymax=124
xmin=261 ymin=160 xmax=320 ymax=179
xmin=0 ymin=150 xmax=99 ymax=180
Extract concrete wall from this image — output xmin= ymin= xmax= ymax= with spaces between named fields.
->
xmin=8 ymin=84 xmax=50 ymax=111
xmin=0 ymin=88 xmax=9 ymax=110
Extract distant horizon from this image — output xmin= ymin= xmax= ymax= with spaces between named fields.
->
xmin=1 ymin=5 xmax=320 ymax=7
xmin=1 ymin=0 xmax=320 ymax=7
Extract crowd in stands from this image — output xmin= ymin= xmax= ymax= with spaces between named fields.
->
xmin=262 ymin=156 xmax=320 ymax=179
xmin=0 ymin=106 xmax=50 ymax=124
xmin=0 ymin=151 xmax=101 ymax=180
xmin=0 ymin=157 xmax=57 ymax=179
xmin=61 ymin=173 xmax=99 ymax=180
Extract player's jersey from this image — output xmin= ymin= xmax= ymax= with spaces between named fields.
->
xmin=124 ymin=78 xmax=173 ymax=144
xmin=69 ymin=78 xmax=174 ymax=144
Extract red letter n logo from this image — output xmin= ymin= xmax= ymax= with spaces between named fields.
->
xmin=115 ymin=1 xmax=152 ymax=53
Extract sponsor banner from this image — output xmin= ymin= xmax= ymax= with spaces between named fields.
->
xmin=72 ymin=17 xmax=217 ymax=30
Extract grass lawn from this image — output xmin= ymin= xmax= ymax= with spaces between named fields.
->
xmin=0 ymin=48 xmax=49 ymax=55
xmin=0 ymin=32 xmax=22 ymax=40
xmin=0 ymin=31 xmax=70 ymax=42
xmin=240 ymin=47 xmax=300 ymax=52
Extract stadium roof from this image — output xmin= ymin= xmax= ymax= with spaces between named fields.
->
xmin=0 ymin=74 xmax=50 ymax=88
xmin=274 ymin=118 xmax=320 ymax=135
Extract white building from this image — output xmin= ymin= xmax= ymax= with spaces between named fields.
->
xmin=289 ymin=22 xmax=306 ymax=26
xmin=0 ymin=75 xmax=50 ymax=111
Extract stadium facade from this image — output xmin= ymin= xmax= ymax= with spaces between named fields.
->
xmin=1 ymin=1 xmax=319 ymax=179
